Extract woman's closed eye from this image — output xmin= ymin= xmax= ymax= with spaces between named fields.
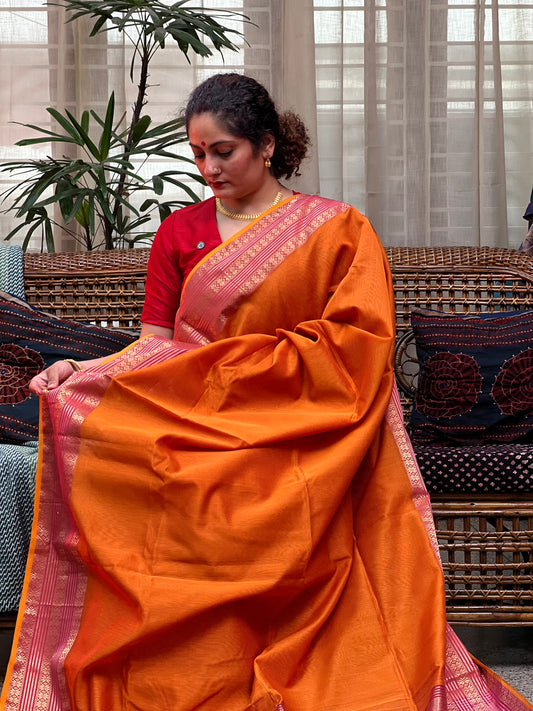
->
xmin=193 ymin=150 xmax=232 ymax=160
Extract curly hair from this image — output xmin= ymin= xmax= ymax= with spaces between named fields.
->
xmin=184 ymin=73 xmax=310 ymax=180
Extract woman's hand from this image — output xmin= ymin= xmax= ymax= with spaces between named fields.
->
xmin=29 ymin=360 xmax=79 ymax=396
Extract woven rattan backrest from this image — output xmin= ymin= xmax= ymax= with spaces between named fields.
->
xmin=22 ymin=245 xmax=533 ymax=334
xmin=385 ymin=246 xmax=533 ymax=337
xmin=22 ymin=249 xmax=151 ymax=332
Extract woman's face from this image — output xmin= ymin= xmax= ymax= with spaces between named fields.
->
xmin=188 ymin=112 xmax=274 ymax=204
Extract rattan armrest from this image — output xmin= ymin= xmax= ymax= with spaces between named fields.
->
xmin=22 ymin=248 xmax=150 ymax=331
xmin=394 ymin=329 xmax=418 ymax=398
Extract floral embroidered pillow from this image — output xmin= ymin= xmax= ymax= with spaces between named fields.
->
xmin=0 ymin=291 xmax=136 ymax=443
xmin=409 ymin=308 xmax=533 ymax=445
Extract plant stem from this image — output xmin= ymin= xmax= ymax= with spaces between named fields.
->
xmin=106 ymin=33 xmax=152 ymax=250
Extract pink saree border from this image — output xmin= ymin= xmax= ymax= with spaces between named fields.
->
xmin=1 ymin=338 xmax=190 ymax=711
xmin=386 ymin=386 xmax=533 ymax=711
xmin=175 ymin=194 xmax=349 ymax=345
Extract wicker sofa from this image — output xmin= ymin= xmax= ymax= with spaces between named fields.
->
xmin=1 ymin=245 xmax=532 ymax=633
xmin=389 ymin=246 xmax=533 ymax=625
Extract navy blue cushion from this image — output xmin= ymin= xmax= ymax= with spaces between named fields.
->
xmin=410 ymin=308 xmax=533 ymax=445
xmin=0 ymin=291 xmax=136 ymax=443
xmin=414 ymin=443 xmax=533 ymax=493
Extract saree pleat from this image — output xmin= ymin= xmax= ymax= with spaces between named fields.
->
xmin=2 ymin=194 xmax=531 ymax=711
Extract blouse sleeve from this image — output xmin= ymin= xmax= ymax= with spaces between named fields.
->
xmin=141 ymin=214 xmax=183 ymax=328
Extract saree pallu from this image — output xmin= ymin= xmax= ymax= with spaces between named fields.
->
xmin=2 ymin=194 xmax=531 ymax=711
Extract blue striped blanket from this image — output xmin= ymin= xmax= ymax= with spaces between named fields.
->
xmin=0 ymin=443 xmax=38 ymax=612
xmin=0 ymin=244 xmax=35 ymax=613
xmin=0 ymin=244 xmax=25 ymax=300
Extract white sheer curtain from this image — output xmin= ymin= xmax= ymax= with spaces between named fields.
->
xmin=314 ymin=0 xmax=533 ymax=248
xmin=1 ymin=0 xmax=532 ymax=250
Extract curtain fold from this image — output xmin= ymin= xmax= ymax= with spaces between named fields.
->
xmin=270 ymin=0 xmax=320 ymax=195
xmin=47 ymin=5 xmax=116 ymax=251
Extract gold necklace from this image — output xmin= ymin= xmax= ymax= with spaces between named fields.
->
xmin=215 ymin=191 xmax=283 ymax=221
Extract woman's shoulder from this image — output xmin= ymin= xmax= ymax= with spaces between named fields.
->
xmin=295 ymin=193 xmax=355 ymax=210
xmin=152 ymin=197 xmax=218 ymax=254
xmin=292 ymin=193 xmax=365 ymax=220
xmin=155 ymin=197 xmax=216 ymax=241
xmin=163 ymin=197 xmax=215 ymax=226
xmin=292 ymin=194 xmax=378 ymax=245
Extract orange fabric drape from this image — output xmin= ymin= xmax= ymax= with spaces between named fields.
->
xmin=63 ymin=200 xmax=446 ymax=709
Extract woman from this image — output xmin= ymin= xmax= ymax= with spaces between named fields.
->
xmin=3 ymin=74 xmax=531 ymax=711
xmin=28 ymin=74 xmax=304 ymax=393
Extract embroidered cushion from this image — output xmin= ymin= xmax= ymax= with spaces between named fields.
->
xmin=0 ymin=291 xmax=136 ymax=443
xmin=415 ymin=443 xmax=533 ymax=493
xmin=410 ymin=308 xmax=533 ymax=445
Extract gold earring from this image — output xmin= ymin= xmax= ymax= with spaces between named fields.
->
xmin=265 ymin=158 xmax=271 ymax=168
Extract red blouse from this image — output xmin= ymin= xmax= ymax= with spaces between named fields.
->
xmin=141 ymin=198 xmax=221 ymax=328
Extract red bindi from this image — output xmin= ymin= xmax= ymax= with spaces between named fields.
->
xmin=201 ymin=141 xmax=206 ymax=146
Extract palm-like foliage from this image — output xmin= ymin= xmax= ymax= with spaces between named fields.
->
xmin=1 ymin=1 xmax=247 ymax=250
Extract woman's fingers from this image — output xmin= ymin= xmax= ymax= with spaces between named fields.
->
xmin=29 ymin=360 xmax=77 ymax=396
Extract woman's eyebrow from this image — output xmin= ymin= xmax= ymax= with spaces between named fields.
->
xmin=189 ymin=139 xmax=235 ymax=149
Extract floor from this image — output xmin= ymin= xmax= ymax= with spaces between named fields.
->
xmin=0 ymin=628 xmax=11 ymax=693
xmin=454 ymin=625 xmax=533 ymax=703
xmin=1 ymin=624 xmax=532 ymax=702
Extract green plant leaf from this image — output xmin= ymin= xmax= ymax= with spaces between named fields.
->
xmin=137 ymin=116 xmax=184 ymax=137
xmin=158 ymin=169 xmax=205 ymax=182
xmin=72 ymin=126 xmax=102 ymax=162
xmin=152 ymin=174 xmax=164 ymax=195
xmin=44 ymin=218 xmax=55 ymax=252
xmin=12 ymin=120 xmax=81 ymax=142
xmin=123 ymin=214 xmax=151 ymax=232
xmin=22 ymin=219 xmax=50 ymax=252
xmin=139 ymin=198 xmax=157 ymax=211
xmin=104 ymin=184 xmax=140 ymax=219
xmin=64 ymin=109 xmax=101 ymax=159
xmin=81 ymin=110 xmax=90 ymax=135
xmin=96 ymin=167 xmax=109 ymax=199
xmin=3 ymin=219 xmax=35 ymax=243
xmin=60 ymin=191 xmax=89 ymax=224
xmin=47 ymin=107 xmax=85 ymax=143
xmin=98 ymin=93 xmax=115 ymax=160
xmin=90 ymin=106 xmax=129 ymax=140
xmin=56 ymin=178 xmax=75 ymax=220
xmin=91 ymin=13 xmax=110 ymax=34
xmin=153 ymin=26 xmax=166 ymax=47
xmin=75 ymin=199 xmax=91 ymax=228
xmin=158 ymin=203 xmax=172 ymax=222
xmin=130 ymin=114 xmax=152 ymax=145
xmin=18 ymin=172 xmax=68 ymax=213
xmin=157 ymin=175 xmax=204 ymax=201
xmin=166 ymin=26 xmax=211 ymax=58
xmin=15 ymin=135 xmax=79 ymax=147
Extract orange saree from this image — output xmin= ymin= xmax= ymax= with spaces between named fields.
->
xmin=2 ymin=194 xmax=531 ymax=711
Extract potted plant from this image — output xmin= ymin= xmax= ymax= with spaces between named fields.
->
xmin=0 ymin=1 xmax=246 ymax=251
